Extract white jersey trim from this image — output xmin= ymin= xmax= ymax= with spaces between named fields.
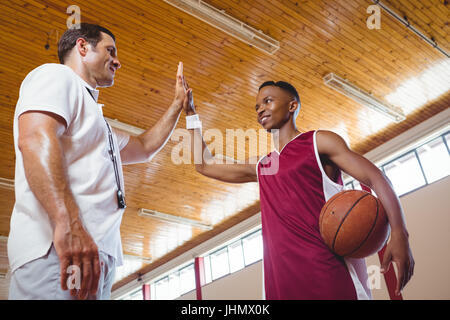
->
xmin=313 ymin=130 xmax=372 ymax=300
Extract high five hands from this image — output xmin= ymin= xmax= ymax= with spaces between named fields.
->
xmin=173 ymin=62 xmax=196 ymax=116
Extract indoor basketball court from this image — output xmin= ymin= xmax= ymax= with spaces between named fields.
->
xmin=0 ymin=0 xmax=449 ymax=303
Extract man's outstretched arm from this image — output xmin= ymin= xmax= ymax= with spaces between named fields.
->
xmin=183 ymin=89 xmax=258 ymax=183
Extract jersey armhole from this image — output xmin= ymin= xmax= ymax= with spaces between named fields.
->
xmin=313 ymin=130 xmax=344 ymax=189
xmin=255 ymin=155 xmax=268 ymax=182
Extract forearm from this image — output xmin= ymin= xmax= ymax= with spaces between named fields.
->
xmin=137 ymin=102 xmax=182 ymax=157
xmin=188 ymin=125 xmax=213 ymax=173
xmin=366 ymin=171 xmax=409 ymax=235
xmin=20 ymin=132 xmax=80 ymax=228
xmin=187 ymin=118 xmax=257 ymax=183
xmin=369 ymin=171 xmax=414 ymax=294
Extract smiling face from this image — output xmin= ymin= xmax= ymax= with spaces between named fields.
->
xmin=83 ymin=32 xmax=121 ymax=87
xmin=255 ymin=85 xmax=299 ymax=131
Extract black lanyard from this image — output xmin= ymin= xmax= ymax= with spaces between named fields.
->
xmin=86 ymin=87 xmax=126 ymax=209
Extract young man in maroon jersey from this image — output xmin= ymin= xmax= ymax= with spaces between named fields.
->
xmin=181 ymin=81 xmax=414 ymax=299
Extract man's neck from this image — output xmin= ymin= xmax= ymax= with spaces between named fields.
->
xmin=64 ymin=61 xmax=97 ymax=89
xmin=271 ymin=121 xmax=300 ymax=152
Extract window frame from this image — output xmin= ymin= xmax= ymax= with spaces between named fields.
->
xmin=345 ymin=130 xmax=450 ymax=197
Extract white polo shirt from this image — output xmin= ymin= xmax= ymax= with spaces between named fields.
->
xmin=8 ymin=63 xmax=130 ymax=273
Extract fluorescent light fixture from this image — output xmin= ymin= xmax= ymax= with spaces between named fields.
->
xmin=0 ymin=177 xmax=14 ymax=190
xmin=323 ymin=73 xmax=406 ymax=122
xmin=104 ymin=117 xmax=145 ymax=136
xmin=138 ymin=208 xmax=213 ymax=230
xmin=163 ymin=0 xmax=280 ymax=55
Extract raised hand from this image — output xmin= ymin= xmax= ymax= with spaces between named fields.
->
xmin=183 ymin=87 xmax=196 ymax=116
xmin=173 ymin=62 xmax=188 ymax=108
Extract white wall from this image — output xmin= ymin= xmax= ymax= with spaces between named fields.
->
xmin=366 ymin=175 xmax=450 ymax=300
xmin=177 ymin=289 xmax=197 ymax=300
xmin=176 ymin=261 xmax=263 ymax=300
xmin=202 ymin=261 xmax=263 ymax=300
xmin=397 ymin=176 xmax=450 ymax=299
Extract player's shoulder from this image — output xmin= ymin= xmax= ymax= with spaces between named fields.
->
xmin=315 ymin=130 xmax=349 ymax=154
xmin=315 ymin=129 xmax=345 ymax=142
xmin=22 ymin=63 xmax=77 ymax=87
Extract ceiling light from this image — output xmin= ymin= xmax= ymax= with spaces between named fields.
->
xmin=0 ymin=177 xmax=14 ymax=190
xmin=323 ymin=73 xmax=406 ymax=122
xmin=163 ymin=0 xmax=280 ymax=55
xmin=372 ymin=0 xmax=449 ymax=58
xmin=138 ymin=208 xmax=213 ymax=230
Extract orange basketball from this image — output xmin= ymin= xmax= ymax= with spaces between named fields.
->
xmin=319 ymin=190 xmax=390 ymax=258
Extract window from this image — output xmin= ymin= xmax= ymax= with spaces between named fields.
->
xmin=120 ymin=288 xmax=143 ymax=300
xmin=167 ymin=273 xmax=180 ymax=300
xmin=132 ymin=228 xmax=264 ymax=300
xmin=201 ymin=227 xmax=263 ymax=285
xmin=210 ymin=247 xmax=230 ymax=280
xmin=353 ymin=180 xmax=362 ymax=190
xmin=151 ymin=261 xmax=195 ymax=300
xmin=345 ymin=180 xmax=365 ymax=191
xmin=242 ymin=230 xmax=263 ymax=266
xmin=179 ymin=264 xmax=195 ymax=295
xmin=444 ymin=133 xmax=450 ymax=153
xmin=154 ymin=276 xmax=169 ymax=300
xmin=203 ymin=255 xmax=212 ymax=284
xmin=416 ymin=136 xmax=450 ymax=183
xmin=344 ymin=131 xmax=449 ymax=196
xmin=383 ymin=151 xmax=426 ymax=196
xmin=228 ymin=240 xmax=245 ymax=273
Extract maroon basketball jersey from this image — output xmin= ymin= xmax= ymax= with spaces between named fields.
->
xmin=257 ymin=130 xmax=371 ymax=300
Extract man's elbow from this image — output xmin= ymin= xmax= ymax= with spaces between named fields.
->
xmin=18 ymin=133 xmax=44 ymax=155
xmin=144 ymin=152 xmax=156 ymax=163
xmin=135 ymin=135 xmax=159 ymax=163
xmin=137 ymin=148 xmax=158 ymax=163
xmin=18 ymin=136 xmax=28 ymax=153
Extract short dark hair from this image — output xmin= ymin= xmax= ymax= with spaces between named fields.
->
xmin=58 ymin=23 xmax=116 ymax=64
xmin=258 ymin=81 xmax=300 ymax=103
xmin=259 ymin=81 xmax=301 ymax=119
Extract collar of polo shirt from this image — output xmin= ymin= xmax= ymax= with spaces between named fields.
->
xmin=74 ymin=73 xmax=100 ymax=103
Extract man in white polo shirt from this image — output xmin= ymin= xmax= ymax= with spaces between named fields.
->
xmin=8 ymin=23 xmax=188 ymax=299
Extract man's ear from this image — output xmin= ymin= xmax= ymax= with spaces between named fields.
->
xmin=289 ymin=100 xmax=299 ymax=114
xmin=75 ymin=38 xmax=89 ymax=57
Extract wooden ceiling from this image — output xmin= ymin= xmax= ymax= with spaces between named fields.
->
xmin=0 ymin=0 xmax=449 ymax=295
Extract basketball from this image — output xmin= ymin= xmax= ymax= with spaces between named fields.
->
xmin=319 ymin=190 xmax=390 ymax=258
